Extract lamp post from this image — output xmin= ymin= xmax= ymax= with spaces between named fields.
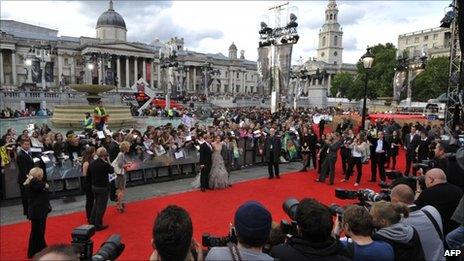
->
xmin=394 ymin=47 xmax=427 ymax=106
xmin=159 ymin=49 xmax=178 ymax=110
xmin=25 ymin=44 xmax=57 ymax=89
xmin=360 ymin=47 xmax=375 ymax=131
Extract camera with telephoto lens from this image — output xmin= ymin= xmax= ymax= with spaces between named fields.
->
xmin=71 ymin=225 xmax=125 ymax=261
xmin=335 ymin=188 xmax=390 ymax=206
xmin=385 ymin=171 xmax=427 ymax=192
xmin=328 ymin=204 xmax=345 ymax=221
xmin=280 ymin=198 xmax=299 ymax=236
xmin=412 ymin=159 xmax=435 ymax=173
xmin=202 ymin=228 xmax=237 ymax=249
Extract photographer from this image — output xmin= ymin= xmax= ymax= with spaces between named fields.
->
xmin=334 ymin=205 xmax=394 ymax=261
xmin=390 ymin=184 xmax=444 ymax=261
xmin=33 ymin=244 xmax=79 ymax=261
xmin=370 ymin=201 xmax=425 ymax=261
xmin=446 ymin=195 xmax=464 ymax=250
xmin=271 ymin=198 xmax=351 ymax=261
xmin=415 ymin=168 xmax=463 ymax=236
xmin=150 ymin=205 xmax=203 ymax=261
xmin=205 ymin=201 xmax=273 ymax=261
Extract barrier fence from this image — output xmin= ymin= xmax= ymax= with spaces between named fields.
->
xmin=1 ymin=137 xmax=268 ymax=200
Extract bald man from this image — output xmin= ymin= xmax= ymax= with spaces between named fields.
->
xmin=391 ymin=184 xmax=444 ymax=261
xmin=415 ymin=168 xmax=463 ymax=235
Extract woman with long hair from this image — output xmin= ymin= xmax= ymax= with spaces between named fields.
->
xmin=341 ymin=133 xmax=367 ymax=186
xmin=389 ymin=130 xmax=401 ymax=170
xmin=81 ymin=146 xmax=96 ymax=222
xmin=112 ymin=141 xmax=132 ymax=213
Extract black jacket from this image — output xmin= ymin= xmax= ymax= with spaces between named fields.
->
xmin=26 ymin=178 xmax=50 ymax=220
xmin=17 ymin=149 xmax=35 ymax=184
xmin=199 ymin=142 xmax=212 ymax=167
xmin=271 ymin=236 xmax=351 ymax=261
xmin=88 ymin=158 xmax=114 ymax=188
xmin=264 ymin=135 xmax=281 ymax=161
xmin=108 ymin=141 xmax=120 ymax=162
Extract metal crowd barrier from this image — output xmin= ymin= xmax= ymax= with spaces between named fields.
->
xmin=1 ymin=137 xmax=269 ymax=200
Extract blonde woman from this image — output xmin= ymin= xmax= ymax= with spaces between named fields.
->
xmin=112 ymin=141 xmax=132 ymax=213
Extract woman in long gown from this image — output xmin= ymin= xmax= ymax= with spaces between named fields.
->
xmin=209 ymin=135 xmax=230 ymax=189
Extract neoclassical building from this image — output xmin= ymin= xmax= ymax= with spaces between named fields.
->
xmin=290 ymin=0 xmax=356 ymax=98
xmin=0 ymin=0 xmax=258 ymax=95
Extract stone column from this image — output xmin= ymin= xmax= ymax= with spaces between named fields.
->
xmin=142 ymin=59 xmax=146 ymax=81
xmin=134 ymin=57 xmax=138 ymax=83
xmin=0 ymin=51 xmax=4 ymax=84
xmin=193 ymin=67 xmax=196 ymax=92
xmin=98 ymin=60 xmax=103 ymax=84
xmin=327 ymin=74 xmax=332 ymax=93
xmin=228 ymin=69 xmax=232 ymax=93
xmin=150 ymin=60 xmax=154 ymax=88
xmin=11 ymin=50 xmax=17 ymax=86
xmin=70 ymin=56 xmax=75 ymax=84
xmin=186 ymin=67 xmax=190 ymax=91
xmin=157 ymin=64 xmax=161 ymax=89
xmin=57 ymin=54 xmax=63 ymax=84
xmin=116 ymin=56 xmax=121 ymax=89
xmin=125 ymin=56 xmax=130 ymax=88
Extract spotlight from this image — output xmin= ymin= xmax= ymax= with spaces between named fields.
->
xmin=440 ymin=10 xmax=455 ymax=28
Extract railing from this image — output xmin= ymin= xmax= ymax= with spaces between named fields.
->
xmin=0 ymin=137 xmax=268 ymax=200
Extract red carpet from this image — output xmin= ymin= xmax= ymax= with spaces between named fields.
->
xmin=0 ymin=151 xmax=406 ymax=260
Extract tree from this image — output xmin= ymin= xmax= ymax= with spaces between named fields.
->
xmin=411 ymin=56 xmax=449 ymax=102
xmin=330 ymin=72 xmax=354 ymax=97
xmin=344 ymin=43 xmax=397 ymax=100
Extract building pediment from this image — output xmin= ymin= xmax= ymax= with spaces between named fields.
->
xmin=95 ymin=42 xmax=151 ymax=52
xmin=81 ymin=42 xmax=154 ymax=58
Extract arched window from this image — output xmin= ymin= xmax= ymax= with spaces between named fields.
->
xmin=326 ymin=14 xmax=329 ymax=20
xmin=334 ymin=36 xmax=338 ymax=46
xmin=322 ymin=36 xmax=326 ymax=46
xmin=330 ymin=14 xmax=333 ymax=20
xmin=334 ymin=14 xmax=337 ymax=20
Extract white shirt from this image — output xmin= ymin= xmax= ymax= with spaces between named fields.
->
xmin=375 ymin=139 xmax=384 ymax=153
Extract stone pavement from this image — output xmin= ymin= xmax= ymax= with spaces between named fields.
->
xmin=1 ymin=162 xmax=303 ymax=225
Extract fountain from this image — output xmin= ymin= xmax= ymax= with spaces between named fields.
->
xmin=51 ymin=84 xmax=136 ymax=128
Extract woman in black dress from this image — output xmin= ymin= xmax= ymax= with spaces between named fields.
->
xmin=299 ymin=127 xmax=311 ymax=172
xmin=389 ymin=130 xmax=401 ymax=170
xmin=317 ymin=134 xmax=328 ymax=174
xmin=81 ymin=146 xmax=96 ymax=222
xmin=25 ymin=167 xmax=50 ymax=258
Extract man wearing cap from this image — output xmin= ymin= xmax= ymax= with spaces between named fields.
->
xmin=205 ymin=201 xmax=273 ymax=261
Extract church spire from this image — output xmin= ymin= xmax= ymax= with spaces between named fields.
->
xmin=325 ymin=0 xmax=339 ymax=23
xmin=108 ymin=0 xmax=114 ymax=11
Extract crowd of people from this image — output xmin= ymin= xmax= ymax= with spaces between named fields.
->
xmin=1 ymin=105 xmax=464 ymax=259
xmin=0 ymin=107 xmax=51 ymax=118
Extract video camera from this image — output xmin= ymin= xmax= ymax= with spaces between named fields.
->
xmin=71 ymin=225 xmax=125 ymax=261
xmin=201 ymin=228 xmax=237 ymax=249
xmin=280 ymin=198 xmax=299 ymax=236
xmin=334 ymin=188 xmax=390 ymax=206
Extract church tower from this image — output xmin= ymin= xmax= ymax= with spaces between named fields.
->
xmin=316 ymin=0 xmax=343 ymax=65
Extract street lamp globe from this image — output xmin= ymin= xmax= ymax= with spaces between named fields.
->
xmin=361 ymin=48 xmax=375 ymax=69
xmin=87 ymin=63 xmax=94 ymax=70
xmin=25 ymin=59 xmax=32 ymax=66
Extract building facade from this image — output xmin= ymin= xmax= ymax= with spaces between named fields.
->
xmin=397 ymin=27 xmax=452 ymax=58
xmin=0 ymin=0 xmax=258 ymax=96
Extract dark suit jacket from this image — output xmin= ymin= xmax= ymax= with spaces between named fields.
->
xmin=27 ymin=178 xmax=50 ymax=219
xmin=108 ymin=141 xmax=120 ymax=162
xmin=17 ymin=149 xmax=35 ymax=184
xmin=326 ymin=140 xmax=342 ymax=161
xmin=88 ymin=158 xmax=114 ymax=188
xmin=221 ymin=143 xmax=233 ymax=170
xmin=264 ymin=135 xmax=281 ymax=161
xmin=417 ymin=138 xmax=431 ymax=160
xmin=405 ymin=133 xmax=420 ymax=154
xmin=199 ymin=142 xmax=212 ymax=167
xmin=374 ymin=138 xmax=389 ymax=160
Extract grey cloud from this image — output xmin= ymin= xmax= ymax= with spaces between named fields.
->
xmin=339 ymin=6 xmax=366 ymax=26
xmin=343 ymin=36 xmax=358 ymax=51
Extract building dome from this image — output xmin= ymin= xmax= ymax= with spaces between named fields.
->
xmin=96 ymin=0 xmax=126 ymax=30
xmin=229 ymin=42 xmax=237 ymax=50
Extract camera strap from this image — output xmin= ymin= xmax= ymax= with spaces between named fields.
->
xmin=421 ymin=208 xmax=443 ymax=241
xmin=227 ymin=242 xmax=242 ymax=261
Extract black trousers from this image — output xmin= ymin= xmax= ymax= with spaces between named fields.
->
xmin=341 ymin=153 xmax=350 ymax=175
xmin=84 ymin=187 xmax=94 ymax=222
xmin=305 ymin=150 xmax=317 ymax=169
xmin=19 ymin=184 xmax=28 ymax=217
xmin=28 ymin=218 xmax=47 ymax=258
xmin=320 ymin=158 xmax=336 ymax=184
xmin=90 ymin=186 xmax=109 ymax=227
xmin=370 ymin=153 xmax=378 ymax=181
xmin=375 ymin=153 xmax=386 ymax=182
xmin=391 ymin=154 xmax=397 ymax=170
xmin=345 ymin=157 xmax=363 ymax=183
xmin=405 ymin=152 xmax=416 ymax=176
xmin=200 ymin=166 xmax=211 ymax=189
xmin=268 ymin=153 xmax=279 ymax=178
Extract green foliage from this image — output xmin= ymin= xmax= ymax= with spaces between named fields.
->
xmin=411 ymin=56 xmax=449 ymax=102
xmin=330 ymin=72 xmax=354 ymax=97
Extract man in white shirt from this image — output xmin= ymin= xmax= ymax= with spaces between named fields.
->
xmin=390 ymin=184 xmax=445 ymax=261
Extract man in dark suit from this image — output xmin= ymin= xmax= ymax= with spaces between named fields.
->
xmin=108 ymin=132 xmax=123 ymax=162
xmin=88 ymin=147 xmax=114 ymax=231
xmin=318 ymin=133 xmax=342 ymax=185
xmin=366 ymin=128 xmax=378 ymax=182
xmin=17 ymin=138 xmax=35 ymax=217
xmin=263 ymin=128 xmax=281 ymax=179
xmin=221 ymin=136 xmax=233 ymax=179
xmin=404 ymin=126 xmax=421 ymax=176
xmin=199 ymin=133 xmax=212 ymax=192
xmin=373 ymin=131 xmax=389 ymax=183
xmin=307 ymin=128 xmax=318 ymax=170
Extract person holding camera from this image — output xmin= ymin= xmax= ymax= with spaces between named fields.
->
xmin=341 ymin=133 xmax=367 ymax=186
xmin=150 ymin=205 xmax=203 ymax=261
xmin=25 ymin=167 xmax=51 ymax=258
xmin=390 ymin=184 xmax=444 ymax=261
xmin=404 ymin=126 xmax=420 ymax=176
xmin=88 ymin=147 xmax=114 ymax=231
xmin=206 ymin=201 xmax=273 ymax=261
xmin=370 ymin=201 xmax=425 ymax=261
xmin=271 ymin=198 xmax=351 ymax=261
xmin=446 ymin=195 xmax=464 ymax=250
xmin=415 ymin=168 xmax=463 ymax=236
xmin=333 ymin=205 xmax=394 ymax=261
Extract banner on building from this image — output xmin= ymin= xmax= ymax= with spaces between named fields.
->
xmin=45 ymin=62 xmax=54 ymax=82
xmin=271 ymin=91 xmax=277 ymax=114
xmin=31 ymin=60 xmax=41 ymax=83
xmin=105 ymin=68 xmax=114 ymax=85
xmin=275 ymin=44 xmax=293 ymax=97
xmin=257 ymin=46 xmax=271 ymax=95
xmin=393 ymin=70 xmax=406 ymax=101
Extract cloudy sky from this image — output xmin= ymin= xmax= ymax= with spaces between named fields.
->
xmin=1 ymin=0 xmax=448 ymax=63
